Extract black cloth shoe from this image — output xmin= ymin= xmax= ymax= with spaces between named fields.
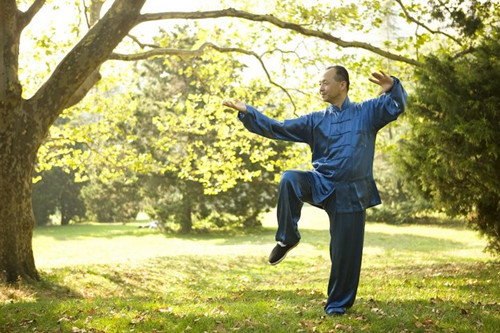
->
xmin=268 ymin=242 xmax=299 ymax=265
xmin=326 ymin=307 xmax=346 ymax=316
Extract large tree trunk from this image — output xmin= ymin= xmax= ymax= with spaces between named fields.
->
xmin=0 ymin=0 xmax=38 ymax=283
xmin=0 ymin=104 xmax=40 ymax=282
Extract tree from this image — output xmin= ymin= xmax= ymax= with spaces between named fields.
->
xmin=2 ymin=0 xmax=498 ymax=283
xmin=122 ymin=29 xmax=295 ymax=233
xmin=81 ymin=179 xmax=140 ymax=223
xmin=32 ymin=167 xmax=86 ymax=226
xmin=1 ymin=0 xmax=149 ymax=282
xmin=396 ymin=28 xmax=500 ymax=252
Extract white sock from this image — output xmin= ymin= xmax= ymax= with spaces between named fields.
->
xmin=278 ymin=241 xmax=287 ymax=247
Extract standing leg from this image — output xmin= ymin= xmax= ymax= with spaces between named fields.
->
xmin=275 ymin=170 xmax=313 ymax=246
xmin=323 ymin=196 xmax=366 ymax=314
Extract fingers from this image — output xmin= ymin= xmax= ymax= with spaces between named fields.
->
xmin=370 ymin=70 xmax=392 ymax=86
xmin=222 ymin=100 xmax=237 ymax=108
xmin=223 ymin=99 xmax=240 ymax=105
xmin=370 ymin=70 xmax=388 ymax=81
xmin=222 ymin=99 xmax=246 ymax=112
xmin=369 ymin=70 xmax=394 ymax=96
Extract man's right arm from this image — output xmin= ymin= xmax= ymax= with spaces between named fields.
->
xmin=223 ymin=100 xmax=312 ymax=144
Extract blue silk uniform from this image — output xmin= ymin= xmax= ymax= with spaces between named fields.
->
xmin=238 ymin=78 xmax=407 ymax=314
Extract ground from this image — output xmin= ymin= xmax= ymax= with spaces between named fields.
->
xmin=1 ymin=206 xmax=499 ymax=332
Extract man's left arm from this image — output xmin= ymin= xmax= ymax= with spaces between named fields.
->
xmin=369 ymin=71 xmax=408 ymax=131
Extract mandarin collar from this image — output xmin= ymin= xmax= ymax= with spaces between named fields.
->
xmin=327 ymin=97 xmax=351 ymax=112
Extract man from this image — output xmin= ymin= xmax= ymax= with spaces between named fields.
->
xmin=223 ymin=66 xmax=407 ymax=315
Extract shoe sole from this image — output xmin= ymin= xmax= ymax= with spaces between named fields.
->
xmin=268 ymin=242 xmax=299 ymax=265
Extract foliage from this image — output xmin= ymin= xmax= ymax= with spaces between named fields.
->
xmin=140 ymin=49 xmax=293 ymax=231
xmin=32 ymin=167 xmax=86 ymax=226
xmin=395 ymin=28 xmax=500 ymax=253
xmin=427 ymin=0 xmax=494 ymax=38
xmin=1 ymin=219 xmax=498 ymax=332
xmin=142 ymin=173 xmax=277 ymax=233
xmin=67 ymin=26 xmax=308 ymax=232
xmin=80 ymin=179 xmax=141 ymax=223
xmin=367 ymin=121 xmax=434 ymax=223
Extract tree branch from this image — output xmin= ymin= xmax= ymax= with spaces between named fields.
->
xmin=395 ymin=0 xmax=463 ymax=46
xmin=29 ymin=0 xmax=146 ymax=138
xmin=82 ymin=0 xmax=91 ymax=29
xmin=64 ymin=69 xmax=101 ymax=109
xmin=452 ymin=46 xmax=475 ymax=59
xmin=126 ymin=34 xmax=161 ymax=49
xmin=138 ymin=8 xmax=424 ymax=68
xmin=20 ymin=0 xmax=46 ymax=28
xmin=109 ymin=42 xmax=297 ymax=111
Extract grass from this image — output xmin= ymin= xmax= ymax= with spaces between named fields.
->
xmin=1 ymin=205 xmax=499 ymax=332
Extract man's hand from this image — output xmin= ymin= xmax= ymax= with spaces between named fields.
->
xmin=222 ymin=99 xmax=247 ymax=113
xmin=369 ymin=70 xmax=394 ymax=96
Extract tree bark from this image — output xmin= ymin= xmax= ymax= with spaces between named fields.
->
xmin=0 ymin=0 xmax=22 ymax=106
xmin=0 ymin=103 xmax=40 ymax=282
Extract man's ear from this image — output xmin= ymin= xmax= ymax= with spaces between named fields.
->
xmin=341 ymin=81 xmax=347 ymax=91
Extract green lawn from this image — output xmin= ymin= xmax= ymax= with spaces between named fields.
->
xmin=1 ymin=206 xmax=499 ymax=332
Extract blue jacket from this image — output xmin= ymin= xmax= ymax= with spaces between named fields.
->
xmin=238 ymin=77 xmax=408 ymax=212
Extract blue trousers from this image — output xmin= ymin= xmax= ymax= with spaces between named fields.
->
xmin=276 ymin=170 xmax=365 ymax=314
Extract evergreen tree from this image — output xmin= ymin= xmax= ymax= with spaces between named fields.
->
xmin=396 ymin=28 xmax=500 ymax=253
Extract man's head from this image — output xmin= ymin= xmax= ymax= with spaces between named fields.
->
xmin=319 ymin=65 xmax=350 ymax=106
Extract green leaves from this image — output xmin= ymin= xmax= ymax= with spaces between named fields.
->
xmin=395 ymin=28 xmax=500 ymax=253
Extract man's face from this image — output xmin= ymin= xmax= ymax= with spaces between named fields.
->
xmin=319 ymin=68 xmax=346 ymax=105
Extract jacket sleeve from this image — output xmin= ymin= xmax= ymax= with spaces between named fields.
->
xmin=238 ymin=105 xmax=313 ymax=144
xmin=369 ymin=77 xmax=408 ymax=132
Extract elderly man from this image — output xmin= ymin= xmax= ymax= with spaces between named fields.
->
xmin=223 ymin=66 xmax=407 ymax=315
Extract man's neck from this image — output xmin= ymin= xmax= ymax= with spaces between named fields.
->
xmin=331 ymin=95 xmax=347 ymax=109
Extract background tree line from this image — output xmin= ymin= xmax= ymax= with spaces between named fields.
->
xmin=33 ymin=0 xmax=499 ymax=247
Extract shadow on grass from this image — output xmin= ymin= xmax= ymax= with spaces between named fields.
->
xmin=2 ymin=261 xmax=499 ymax=333
xmin=350 ymin=297 xmax=500 ymax=332
xmin=1 ymin=255 xmax=499 ymax=332
xmin=0 ymin=289 xmax=323 ymax=333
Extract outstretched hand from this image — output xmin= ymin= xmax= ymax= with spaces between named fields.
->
xmin=369 ymin=70 xmax=394 ymax=96
xmin=222 ymin=99 xmax=247 ymax=113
